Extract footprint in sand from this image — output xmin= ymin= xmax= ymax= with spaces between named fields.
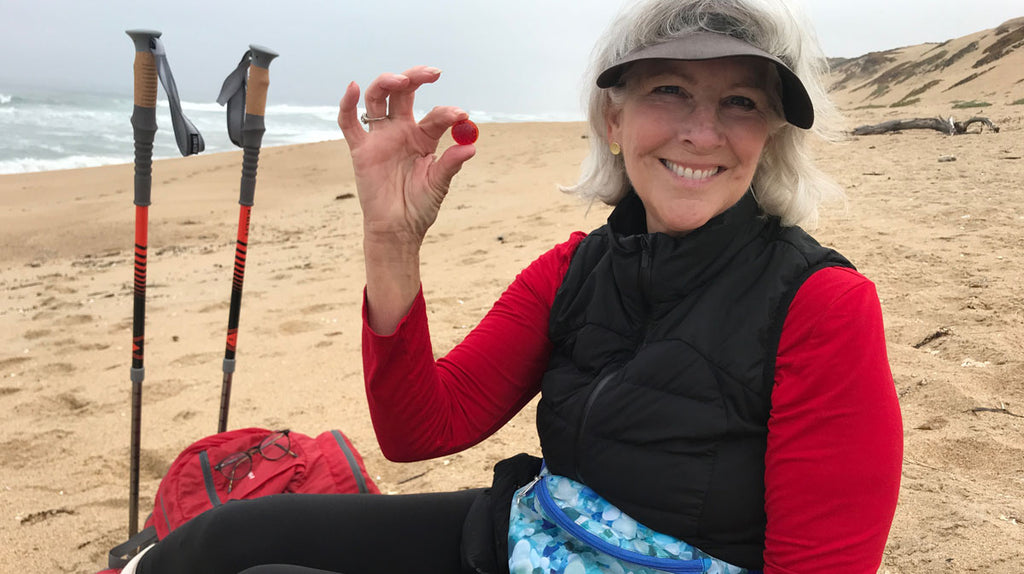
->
xmin=40 ymin=296 xmax=81 ymax=312
xmin=58 ymin=314 xmax=94 ymax=326
xmin=11 ymin=391 xmax=93 ymax=419
xmin=173 ymin=409 xmax=199 ymax=422
xmin=39 ymin=362 xmax=76 ymax=376
xmin=54 ymin=391 xmax=90 ymax=411
xmin=198 ymin=301 xmax=230 ymax=314
xmin=77 ymin=342 xmax=110 ymax=351
xmin=462 ymin=248 xmax=491 ymax=265
xmin=0 ymin=429 xmax=73 ymax=467
xmin=140 ymin=447 xmax=172 ymax=480
xmin=279 ymin=320 xmax=318 ymax=334
xmin=141 ymin=379 xmax=190 ymax=404
xmin=52 ymin=338 xmax=77 ymax=349
xmin=1 ymin=357 xmax=33 ymax=372
xmin=170 ymin=352 xmax=220 ymax=368
xmin=301 ymin=303 xmax=337 ymax=315
xmin=23 ymin=329 xmax=51 ymax=340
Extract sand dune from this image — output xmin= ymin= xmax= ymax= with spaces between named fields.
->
xmin=829 ymin=17 xmax=1024 ymax=113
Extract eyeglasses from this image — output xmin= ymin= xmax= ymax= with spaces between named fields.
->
xmin=214 ymin=429 xmax=298 ymax=493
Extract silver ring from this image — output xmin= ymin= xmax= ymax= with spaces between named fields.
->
xmin=360 ymin=112 xmax=389 ymax=125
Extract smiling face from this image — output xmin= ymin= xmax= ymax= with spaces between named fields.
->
xmin=605 ymin=57 xmax=781 ymax=236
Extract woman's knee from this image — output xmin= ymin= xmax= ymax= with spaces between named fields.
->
xmin=158 ymin=497 xmax=286 ymax=560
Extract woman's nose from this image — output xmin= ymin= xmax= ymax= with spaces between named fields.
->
xmin=679 ymin=104 xmax=725 ymax=150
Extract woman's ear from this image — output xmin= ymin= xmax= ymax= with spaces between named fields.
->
xmin=604 ymin=100 xmax=622 ymax=149
xmin=768 ymin=114 xmax=788 ymax=136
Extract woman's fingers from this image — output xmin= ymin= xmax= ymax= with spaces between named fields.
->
xmin=363 ymin=72 xmax=411 ymax=120
xmin=387 ymin=66 xmax=443 ymax=121
xmin=429 ymin=143 xmax=477 ymax=192
xmin=337 ymin=81 xmax=365 ymax=147
xmin=418 ymin=106 xmax=469 ymax=141
xmin=339 ymin=67 xmax=461 ymax=142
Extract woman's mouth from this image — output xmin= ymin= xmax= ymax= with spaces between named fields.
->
xmin=661 ymin=159 xmax=721 ymax=181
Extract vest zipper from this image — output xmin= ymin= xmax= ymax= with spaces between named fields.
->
xmin=639 ymin=234 xmax=653 ymax=304
xmin=574 ymin=370 xmax=617 ymax=482
xmin=638 ymin=234 xmax=656 ymax=348
xmin=574 ymin=236 xmax=653 ymax=480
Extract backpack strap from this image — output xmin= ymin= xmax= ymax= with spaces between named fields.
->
xmin=108 ymin=525 xmax=158 ymax=569
xmin=199 ymin=450 xmax=224 ymax=507
xmin=330 ymin=430 xmax=369 ymax=494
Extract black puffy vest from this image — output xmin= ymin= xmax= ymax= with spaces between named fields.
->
xmin=536 ymin=191 xmax=852 ymax=568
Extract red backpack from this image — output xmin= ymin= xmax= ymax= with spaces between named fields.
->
xmin=105 ymin=427 xmax=379 ymax=569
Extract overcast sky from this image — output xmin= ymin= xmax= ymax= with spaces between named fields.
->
xmin=1 ymin=0 xmax=1021 ymax=117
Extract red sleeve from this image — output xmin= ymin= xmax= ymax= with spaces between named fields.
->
xmin=764 ymin=266 xmax=903 ymax=572
xmin=362 ymin=232 xmax=586 ymax=461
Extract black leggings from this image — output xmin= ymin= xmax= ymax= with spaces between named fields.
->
xmin=137 ymin=489 xmax=484 ymax=574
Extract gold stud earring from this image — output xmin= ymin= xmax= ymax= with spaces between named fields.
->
xmin=609 ymin=142 xmax=621 ymax=155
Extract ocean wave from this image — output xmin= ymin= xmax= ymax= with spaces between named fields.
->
xmin=177 ymin=100 xmax=224 ymax=113
xmin=0 ymin=154 xmax=132 ymax=175
xmin=267 ymin=130 xmax=343 ymax=145
xmin=266 ymin=103 xmax=339 ymax=119
xmin=0 ymin=107 xmax=124 ymax=126
xmin=173 ymin=99 xmax=341 ymax=121
xmin=0 ymin=88 xmax=583 ymax=174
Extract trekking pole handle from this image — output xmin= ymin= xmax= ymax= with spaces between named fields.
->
xmin=126 ymin=29 xmax=161 ymax=208
xmin=238 ymin=45 xmax=278 ymax=206
xmin=127 ymin=30 xmax=160 ymax=107
xmin=245 ymin=45 xmax=278 ymax=118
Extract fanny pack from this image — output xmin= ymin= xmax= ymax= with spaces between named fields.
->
xmin=508 ymin=467 xmax=752 ymax=574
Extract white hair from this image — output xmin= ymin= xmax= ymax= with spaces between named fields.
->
xmin=561 ymin=0 xmax=844 ymax=228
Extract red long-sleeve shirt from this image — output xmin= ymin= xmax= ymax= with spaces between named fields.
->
xmin=362 ymin=232 xmax=902 ymax=572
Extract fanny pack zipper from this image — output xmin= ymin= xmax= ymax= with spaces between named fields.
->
xmin=534 ymin=477 xmax=711 ymax=573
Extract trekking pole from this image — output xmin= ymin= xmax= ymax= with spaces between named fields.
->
xmin=125 ymin=29 xmax=160 ymax=539
xmin=216 ymin=45 xmax=279 ymax=433
xmin=124 ymin=30 xmax=204 ymax=539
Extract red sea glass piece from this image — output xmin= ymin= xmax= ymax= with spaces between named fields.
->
xmin=451 ymin=119 xmax=479 ymax=145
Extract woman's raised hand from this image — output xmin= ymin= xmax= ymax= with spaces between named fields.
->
xmin=338 ymin=66 xmax=475 ymax=334
xmin=338 ymin=66 xmax=476 ymax=247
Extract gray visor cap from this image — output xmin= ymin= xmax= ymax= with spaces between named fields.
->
xmin=596 ymin=32 xmax=814 ymax=129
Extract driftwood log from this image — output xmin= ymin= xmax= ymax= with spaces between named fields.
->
xmin=852 ymin=116 xmax=1000 ymax=136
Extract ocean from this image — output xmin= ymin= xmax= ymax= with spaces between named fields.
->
xmin=0 ymin=86 xmax=581 ymax=175
xmin=0 ymin=86 xmax=341 ymax=175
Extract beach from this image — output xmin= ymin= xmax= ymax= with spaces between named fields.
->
xmin=2 ymin=103 xmax=1024 ymax=573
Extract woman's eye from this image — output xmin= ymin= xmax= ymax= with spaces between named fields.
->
xmin=653 ymin=85 xmax=682 ymax=95
xmin=724 ymin=96 xmax=757 ymax=110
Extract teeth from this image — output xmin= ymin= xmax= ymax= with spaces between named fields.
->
xmin=664 ymin=160 xmax=719 ymax=180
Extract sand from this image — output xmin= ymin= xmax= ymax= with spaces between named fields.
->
xmin=1 ymin=104 xmax=1023 ymax=572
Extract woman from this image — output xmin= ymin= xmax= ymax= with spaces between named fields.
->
xmin=126 ymin=0 xmax=902 ymax=572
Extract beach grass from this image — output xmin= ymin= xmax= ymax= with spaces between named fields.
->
xmin=952 ymin=100 xmax=992 ymax=109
